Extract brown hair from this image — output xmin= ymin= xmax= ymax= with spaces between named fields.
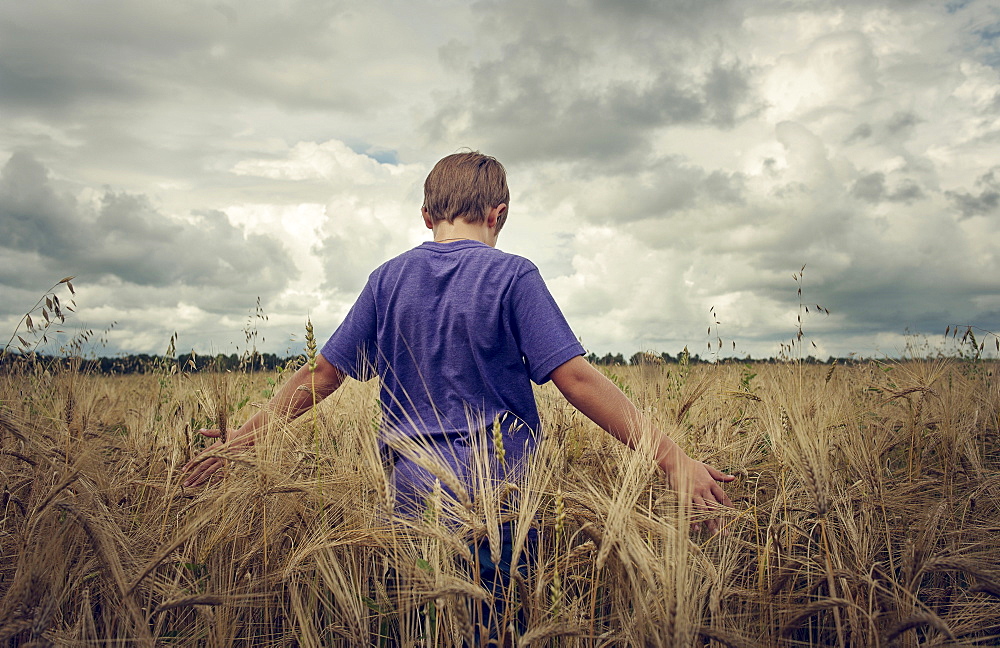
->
xmin=423 ymin=151 xmax=509 ymax=231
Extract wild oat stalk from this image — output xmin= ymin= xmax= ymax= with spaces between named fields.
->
xmin=305 ymin=317 xmax=318 ymax=440
xmin=549 ymin=489 xmax=566 ymax=615
xmin=2 ymin=276 xmax=75 ymax=360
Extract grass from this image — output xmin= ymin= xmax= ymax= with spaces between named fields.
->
xmin=1 ymin=357 xmax=999 ymax=646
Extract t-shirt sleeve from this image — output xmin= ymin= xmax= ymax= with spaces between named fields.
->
xmin=509 ymin=266 xmax=586 ymax=384
xmin=320 ymin=278 xmax=379 ymax=381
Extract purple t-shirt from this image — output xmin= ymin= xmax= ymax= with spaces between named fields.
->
xmin=321 ymin=240 xmax=584 ymax=511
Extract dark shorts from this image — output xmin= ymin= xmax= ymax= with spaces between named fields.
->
xmin=470 ymin=520 xmax=538 ymax=643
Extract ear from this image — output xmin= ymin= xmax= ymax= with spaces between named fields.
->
xmin=486 ymin=203 xmax=507 ymax=229
xmin=421 ymin=207 xmax=434 ymax=230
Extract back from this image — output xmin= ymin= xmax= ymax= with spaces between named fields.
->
xmin=321 ymin=240 xmax=583 ymax=504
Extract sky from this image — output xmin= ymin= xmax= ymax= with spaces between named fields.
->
xmin=1 ymin=0 xmax=999 ymax=362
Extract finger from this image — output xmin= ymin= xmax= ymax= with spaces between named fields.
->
xmin=184 ymin=463 xmax=215 ymax=488
xmin=690 ymin=503 xmax=712 ymax=534
xmin=705 ymin=464 xmax=736 ymax=482
xmin=693 ymin=496 xmax=720 ymax=532
xmin=187 ymin=461 xmax=222 ymax=486
xmin=182 ymin=460 xmax=207 ymax=487
xmin=711 ymin=483 xmax=733 ymax=508
xmin=182 ymin=452 xmax=208 ymax=473
xmin=182 ymin=440 xmax=224 ymax=472
xmin=705 ymin=490 xmax=733 ymax=536
xmin=184 ymin=458 xmax=222 ymax=487
xmin=197 ymin=428 xmax=223 ymax=438
xmin=697 ymin=489 xmax=726 ymax=509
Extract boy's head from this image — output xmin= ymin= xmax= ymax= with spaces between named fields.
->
xmin=423 ymin=151 xmax=509 ymax=232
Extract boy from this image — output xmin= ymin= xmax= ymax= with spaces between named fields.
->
xmin=182 ymin=151 xmax=734 ymax=631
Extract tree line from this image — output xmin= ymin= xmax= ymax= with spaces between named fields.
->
xmin=1 ymin=348 xmax=864 ymax=375
xmin=589 ymin=350 xmax=852 ymax=366
xmin=0 ymin=351 xmax=299 ymax=375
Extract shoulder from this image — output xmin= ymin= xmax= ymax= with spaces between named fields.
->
xmin=381 ymin=245 xmax=426 ymax=266
xmin=482 ymin=246 xmax=539 ymax=276
xmin=365 ymin=246 xmax=424 ymax=279
xmin=470 ymin=248 xmax=544 ymax=293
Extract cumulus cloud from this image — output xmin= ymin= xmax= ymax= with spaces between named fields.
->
xmin=946 ymin=169 xmax=1000 ymax=219
xmin=522 ymin=157 xmax=746 ymax=229
xmin=851 ymin=172 xmax=925 ymax=203
xmin=225 ymin=138 xmax=428 ymax=299
xmin=425 ymin=0 xmax=756 ymax=164
xmin=0 ymin=151 xmax=294 ymax=315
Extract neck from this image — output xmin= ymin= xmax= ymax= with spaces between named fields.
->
xmin=430 ymin=220 xmax=497 ymax=247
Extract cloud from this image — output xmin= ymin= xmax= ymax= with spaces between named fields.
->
xmin=845 ymin=123 xmax=873 ymax=143
xmin=0 ymin=151 xmax=294 ymax=315
xmin=946 ymin=168 xmax=1000 ymax=219
xmin=425 ymin=0 xmax=756 ymax=164
xmin=520 ymin=156 xmax=746 ymax=231
xmin=227 ymin=138 xmax=428 ymax=295
xmin=851 ymin=172 xmax=925 ymax=203
xmin=886 ymin=111 xmax=921 ymax=134
xmin=231 ymin=140 xmax=405 ymax=186
xmin=0 ymin=2 xmax=371 ymax=120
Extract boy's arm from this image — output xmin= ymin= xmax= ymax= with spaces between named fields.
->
xmin=549 ymin=356 xmax=734 ymax=529
xmin=182 ymin=354 xmax=345 ymax=487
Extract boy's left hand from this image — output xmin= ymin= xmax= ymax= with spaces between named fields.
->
xmin=663 ymin=455 xmax=735 ymax=534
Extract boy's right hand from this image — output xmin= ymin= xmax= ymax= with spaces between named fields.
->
xmin=182 ymin=428 xmax=247 ymax=488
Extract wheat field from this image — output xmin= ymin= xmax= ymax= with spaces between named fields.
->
xmin=1 ymin=357 xmax=998 ymax=646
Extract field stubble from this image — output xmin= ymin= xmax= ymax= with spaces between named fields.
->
xmin=1 ymin=359 xmax=998 ymax=646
